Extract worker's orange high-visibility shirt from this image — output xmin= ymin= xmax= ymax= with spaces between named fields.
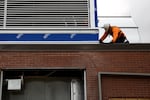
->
xmin=100 ymin=26 xmax=124 ymax=43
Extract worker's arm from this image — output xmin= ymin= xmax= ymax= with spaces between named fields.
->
xmin=100 ymin=32 xmax=108 ymax=42
xmin=111 ymin=28 xmax=120 ymax=43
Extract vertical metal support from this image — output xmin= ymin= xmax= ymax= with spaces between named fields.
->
xmin=3 ymin=0 xmax=7 ymax=28
xmin=71 ymin=70 xmax=86 ymax=100
xmin=87 ymin=0 xmax=90 ymax=27
xmin=71 ymin=79 xmax=82 ymax=100
xmin=71 ymin=80 xmax=73 ymax=100
xmin=84 ymin=70 xmax=87 ymax=100
xmin=89 ymin=0 xmax=96 ymax=28
xmin=98 ymin=73 xmax=102 ymax=100
xmin=94 ymin=0 xmax=98 ymax=27
xmin=0 ymin=71 xmax=3 ymax=100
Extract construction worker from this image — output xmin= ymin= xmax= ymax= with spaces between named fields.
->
xmin=99 ymin=24 xmax=129 ymax=43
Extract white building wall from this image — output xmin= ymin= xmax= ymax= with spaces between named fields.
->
xmin=97 ymin=0 xmax=150 ymax=43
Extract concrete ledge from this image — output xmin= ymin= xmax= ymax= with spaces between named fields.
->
xmin=0 ymin=43 xmax=149 ymax=51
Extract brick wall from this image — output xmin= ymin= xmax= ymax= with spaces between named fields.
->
xmin=101 ymin=75 xmax=150 ymax=100
xmin=0 ymin=51 xmax=150 ymax=100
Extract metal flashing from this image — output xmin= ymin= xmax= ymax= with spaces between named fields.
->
xmin=0 ymin=44 xmax=149 ymax=51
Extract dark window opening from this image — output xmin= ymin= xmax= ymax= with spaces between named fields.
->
xmin=2 ymin=69 xmax=84 ymax=100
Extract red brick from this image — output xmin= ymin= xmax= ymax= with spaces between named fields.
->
xmin=0 ymin=51 xmax=150 ymax=100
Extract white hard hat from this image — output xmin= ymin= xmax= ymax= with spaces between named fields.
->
xmin=103 ymin=24 xmax=110 ymax=31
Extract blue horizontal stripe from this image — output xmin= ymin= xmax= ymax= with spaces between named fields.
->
xmin=0 ymin=34 xmax=98 ymax=41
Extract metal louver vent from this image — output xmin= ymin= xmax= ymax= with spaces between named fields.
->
xmin=3 ymin=0 xmax=89 ymax=28
xmin=0 ymin=0 xmax=4 ymax=28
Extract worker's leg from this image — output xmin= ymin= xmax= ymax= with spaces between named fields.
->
xmin=116 ymin=37 xmax=125 ymax=43
xmin=116 ymin=37 xmax=129 ymax=43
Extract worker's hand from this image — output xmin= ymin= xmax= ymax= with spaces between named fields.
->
xmin=99 ymin=40 xmax=103 ymax=43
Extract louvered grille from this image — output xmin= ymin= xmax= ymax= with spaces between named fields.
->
xmin=1 ymin=0 xmax=89 ymax=28
xmin=0 ymin=0 xmax=4 ymax=28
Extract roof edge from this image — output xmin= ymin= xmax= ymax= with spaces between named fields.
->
xmin=0 ymin=44 xmax=149 ymax=51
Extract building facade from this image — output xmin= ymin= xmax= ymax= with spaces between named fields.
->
xmin=0 ymin=0 xmax=150 ymax=100
xmin=0 ymin=44 xmax=150 ymax=100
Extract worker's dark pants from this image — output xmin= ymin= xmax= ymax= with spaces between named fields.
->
xmin=116 ymin=36 xmax=129 ymax=43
